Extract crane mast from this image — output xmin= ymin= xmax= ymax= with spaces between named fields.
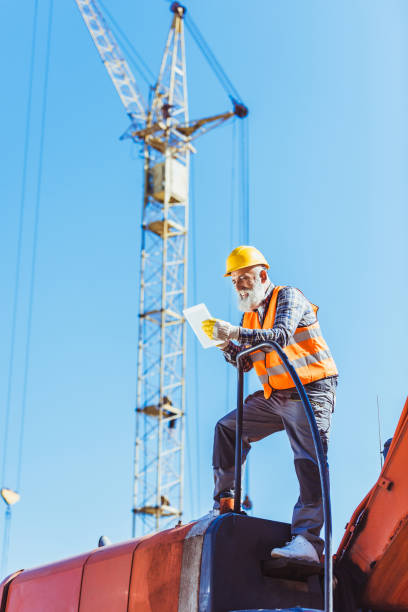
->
xmin=75 ymin=0 xmax=246 ymax=535
xmin=133 ymin=5 xmax=189 ymax=534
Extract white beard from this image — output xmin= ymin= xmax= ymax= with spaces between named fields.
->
xmin=237 ymin=276 xmax=267 ymax=312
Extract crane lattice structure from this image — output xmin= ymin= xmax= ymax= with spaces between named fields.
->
xmin=75 ymin=0 xmax=247 ymax=535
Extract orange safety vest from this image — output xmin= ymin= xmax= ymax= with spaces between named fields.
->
xmin=242 ymin=286 xmax=338 ymax=398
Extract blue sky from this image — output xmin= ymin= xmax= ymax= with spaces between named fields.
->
xmin=0 ymin=0 xmax=407 ymax=576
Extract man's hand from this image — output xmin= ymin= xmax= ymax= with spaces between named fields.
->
xmin=202 ymin=318 xmax=240 ymax=342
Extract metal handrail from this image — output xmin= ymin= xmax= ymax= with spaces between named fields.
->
xmin=235 ymin=341 xmax=333 ymax=612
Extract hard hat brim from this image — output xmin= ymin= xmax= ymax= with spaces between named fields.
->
xmin=224 ymin=262 xmax=269 ymax=277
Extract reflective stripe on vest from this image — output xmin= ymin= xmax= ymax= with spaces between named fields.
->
xmin=242 ymin=286 xmax=338 ymax=397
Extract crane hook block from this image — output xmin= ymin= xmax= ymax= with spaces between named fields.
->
xmin=233 ymin=102 xmax=249 ymax=118
xmin=170 ymin=2 xmax=187 ymax=17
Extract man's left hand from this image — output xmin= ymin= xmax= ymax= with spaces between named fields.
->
xmin=202 ymin=318 xmax=240 ymax=342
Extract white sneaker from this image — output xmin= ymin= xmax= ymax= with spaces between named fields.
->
xmin=270 ymin=535 xmax=320 ymax=563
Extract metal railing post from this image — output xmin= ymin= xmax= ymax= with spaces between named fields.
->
xmin=233 ymin=365 xmax=244 ymax=514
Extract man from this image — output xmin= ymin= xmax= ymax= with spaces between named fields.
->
xmin=202 ymin=245 xmax=338 ymax=563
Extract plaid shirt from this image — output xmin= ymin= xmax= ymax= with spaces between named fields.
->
xmin=223 ymin=284 xmax=318 ymax=372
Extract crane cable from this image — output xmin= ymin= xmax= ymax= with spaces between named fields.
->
xmin=19 ymin=0 xmax=53 ymax=497
xmin=1 ymin=505 xmax=12 ymax=579
xmin=2 ymin=0 xmax=53 ymax=577
xmin=184 ymin=14 xmax=244 ymax=105
xmin=225 ymin=119 xmax=237 ymax=415
xmin=182 ymin=9 xmax=249 ymax=517
xmin=16 ymin=0 xmax=54 ymax=494
xmin=1 ymin=0 xmax=40 ymax=490
xmin=98 ymin=0 xmax=155 ymax=87
xmin=190 ymin=157 xmax=201 ymax=515
xmin=240 ymin=118 xmax=250 ymax=245
xmin=239 ymin=116 xmax=251 ymax=510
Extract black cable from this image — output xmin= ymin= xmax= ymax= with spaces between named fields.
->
xmin=236 ymin=343 xmax=333 ymax=612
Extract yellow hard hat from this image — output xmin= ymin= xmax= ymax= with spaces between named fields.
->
xmin=224 ymin=246 xmax=269 ymax=277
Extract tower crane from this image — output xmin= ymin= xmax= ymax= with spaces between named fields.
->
xmin=75 ymin=0 xmax=248 ymax=535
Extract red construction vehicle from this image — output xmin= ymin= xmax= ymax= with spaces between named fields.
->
xmin=335 ymin=397 xmax=408 ymax=611
xmin=1 ymin=342 xmax=407 ymax=611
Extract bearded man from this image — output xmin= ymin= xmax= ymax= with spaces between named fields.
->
xmin=202 ymin=246 xmax=338 ymax=563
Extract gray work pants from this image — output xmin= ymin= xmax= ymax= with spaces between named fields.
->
xmin=212 ymin=377 xmax=337 ymax=556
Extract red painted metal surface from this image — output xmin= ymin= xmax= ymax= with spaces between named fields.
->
xmin=128 ymin=523 xmax=193 ymax=612
xmin=0 ymin=571 xmax=23 ymax=610
xmin=4 ymin=552 xmax=90 ymax=612
xmin=337 ymin=396 xmax=408 ymax=610
xmin=79 ymin=540 xmax=136 ymax=612
xmin=0 ymin=524 xmax=197 ymax=611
